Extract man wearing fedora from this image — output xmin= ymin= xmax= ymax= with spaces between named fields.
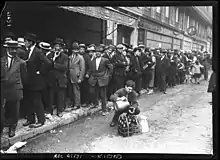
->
xmin=130 ymin=47 xmax=143 ymax=95
xmin=68 ymin=42 xmax=85 ymax=110
xmin=1 ymin=40 xmax=26 ymax=137
xmin=86 ymin=45 xmax=113 ymax=116
xmin=46 ymin=38 xmax=68 ymax=117
xmin=23 ymin=32 xmax=52 ymax=128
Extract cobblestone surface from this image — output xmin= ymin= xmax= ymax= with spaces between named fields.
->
xmin=18 ymin=79 xmax=213 ymax=154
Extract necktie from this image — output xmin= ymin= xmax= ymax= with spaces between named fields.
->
xmin=136 ymin=56 xmax=140 ymax=70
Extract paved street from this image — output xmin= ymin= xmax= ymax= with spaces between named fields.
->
xmin=18 ymin=80 xmax=212 ymax=154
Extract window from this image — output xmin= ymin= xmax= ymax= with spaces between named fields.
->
xmin=187 ymin=16 xmax=190 ymax=28
xmin=196 ymin=21 xmax=199 ymax=34
xmin=175 ymin=8 xmax=179 ymax=22
xmin=165 ymin=7 xmax=169 ymax=17
xmin=156 ymin=7 xmax=161 ymax=13
xmin=170 ymin=7 xmax=175 ymax=25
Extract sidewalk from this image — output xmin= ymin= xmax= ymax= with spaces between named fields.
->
xmin=1 ymin=92 xmax=149 ymax=150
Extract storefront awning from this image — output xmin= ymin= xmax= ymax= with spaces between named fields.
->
xmin=58 ymin=6 xmax=138 ymax=28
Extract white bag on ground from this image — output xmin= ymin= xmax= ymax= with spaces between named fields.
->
xmin=138 ymin=115 xmax=149 ymax=133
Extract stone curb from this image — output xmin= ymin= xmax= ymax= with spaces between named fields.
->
xmin=0 ymin=106 xmax=103 ymax=150
xmin=1 ymin=92 xmax=149 ymax=150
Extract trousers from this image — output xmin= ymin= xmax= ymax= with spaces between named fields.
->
xmin=25 ymin=90 xmax=45 ymax=124
xmin=91 ymin=84 xmax=107 ymax=112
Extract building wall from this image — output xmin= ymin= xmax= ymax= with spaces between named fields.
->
xmin=122 ymin=6 xmax=212 ymax=51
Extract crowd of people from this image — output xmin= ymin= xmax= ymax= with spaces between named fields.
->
xmin=1 ymin=31 xmax=212 ymax=138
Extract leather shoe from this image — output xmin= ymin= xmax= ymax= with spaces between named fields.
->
xmin=110 ymin=122 xmax=116 ymax=127
xmin=29 ymin=123 xmax=44 ymax=128
xmin=57 ymin=113 xmax=63 ymax=118
xmin=23 ymin=121 xmax=35 ymax=127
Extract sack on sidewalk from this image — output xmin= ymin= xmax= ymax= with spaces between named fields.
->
xmin=138 ymin=115 xmax=149 ymax=133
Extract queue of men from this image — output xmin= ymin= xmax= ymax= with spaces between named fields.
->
xmin=1 ymin=32 xmax=212 ymax=138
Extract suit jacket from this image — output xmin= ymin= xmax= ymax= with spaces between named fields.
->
xmin=156 ymin=56 xmax=170 ymax=76
xmin=68 ymin=54 xmax=85 ymax=84
xmin=112 ymin=51 xmax=127 ymax=76
xmin=47 ymin=51 xmax=68 ymax=88
xmin=26 ymin=46 xmax=52 ymax=90
xmin=140 ymin=54 xmax=155 ymax=74
xmin=87 ymin=57 xmax=113 ymax=87
xmin=83 ymin=53 xmax=92 ymax=75
xmin=1 ymin=55 xmax=26 ymax=100
xmin=17 ymin=47 xmax=28 ymax=60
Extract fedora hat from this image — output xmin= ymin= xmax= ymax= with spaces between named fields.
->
xmin=4 ymin=32 xmax=16 ymax=40
xmin=39 ymin=42 xmax=52 ymax=51
xmin=53 ymin=38 xmax=64 ymax=46
xmin=133 ymin=47 xmax=141 ymax=52
xmin=24 ymin=32 xmax=37 ymax=42
xmin=17 ymin=37 xmax=25 ymax=47
xmin=3 ymin=40 xmax=19 ymax=48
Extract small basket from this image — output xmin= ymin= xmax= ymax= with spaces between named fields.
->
xmin=117 ymin=114 xmax=142 ymax=137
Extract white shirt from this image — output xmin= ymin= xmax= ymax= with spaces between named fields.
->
xmin=28 ymin=44 xmax=36 ymax=59
xmin=7 ymin=52 xmax=13 ymax=68
xmin=96 ymin=57 xmax=102 ymax=70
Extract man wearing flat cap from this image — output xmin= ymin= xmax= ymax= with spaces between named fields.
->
xmin=45 ymin=38 xmax=69 ymax=116
xmin=79 ymin=44 xmax=86 ymax=56
xmin=68 ymin=42 xmax=85 ymax=110
xmin=23 ymin=32 xmax=52 ymax=128
xmin=130 ymin=47 xmax=143 ymax=94
xmin=86 ymin=45 xmax=113 ymax=116
xmin=102 ymin=45 xmax=115 ymax=100
xmin=1 ymin=40 xmax=26 ymax=137
xmin=112 ymin=44 xmax=128 ymax=92
xmin=155 ymin=49 xmax=169 ymax=94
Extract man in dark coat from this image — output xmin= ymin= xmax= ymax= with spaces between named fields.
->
xmin=1 ymin=40 xmax=26 ymax=137
xmin=38 ymin=42 xmax=53 ymax=116
xmin=109 ymin=80 xmax=140 ymax=127
xmin=130 ymin=47 xmax=143 ymax=94
xmin=112 ymin=44 xmax=127 ymax=92
xmin=102 ymin=45 xmax=115 ymax=100
xmin=81 ymin=44 xmax=96 ymax=106
xmin=86 ymin=45 xmax=113 ymax=116
xmin=155 ymin=49 xmax=170 ymax=94
xmin=46 ymin=38 xmax=68 ymax=116
xmin=167 ymin=50 xmax=178 ymax=87
xmin=23 ymin=33 xmax=52 ymax=128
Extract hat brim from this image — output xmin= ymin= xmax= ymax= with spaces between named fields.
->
xmin=3 ymin=44 xmax=18 ymax=48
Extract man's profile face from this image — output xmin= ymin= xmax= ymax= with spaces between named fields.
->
xmin=125 ymin=86 xmax=133 ymax=93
